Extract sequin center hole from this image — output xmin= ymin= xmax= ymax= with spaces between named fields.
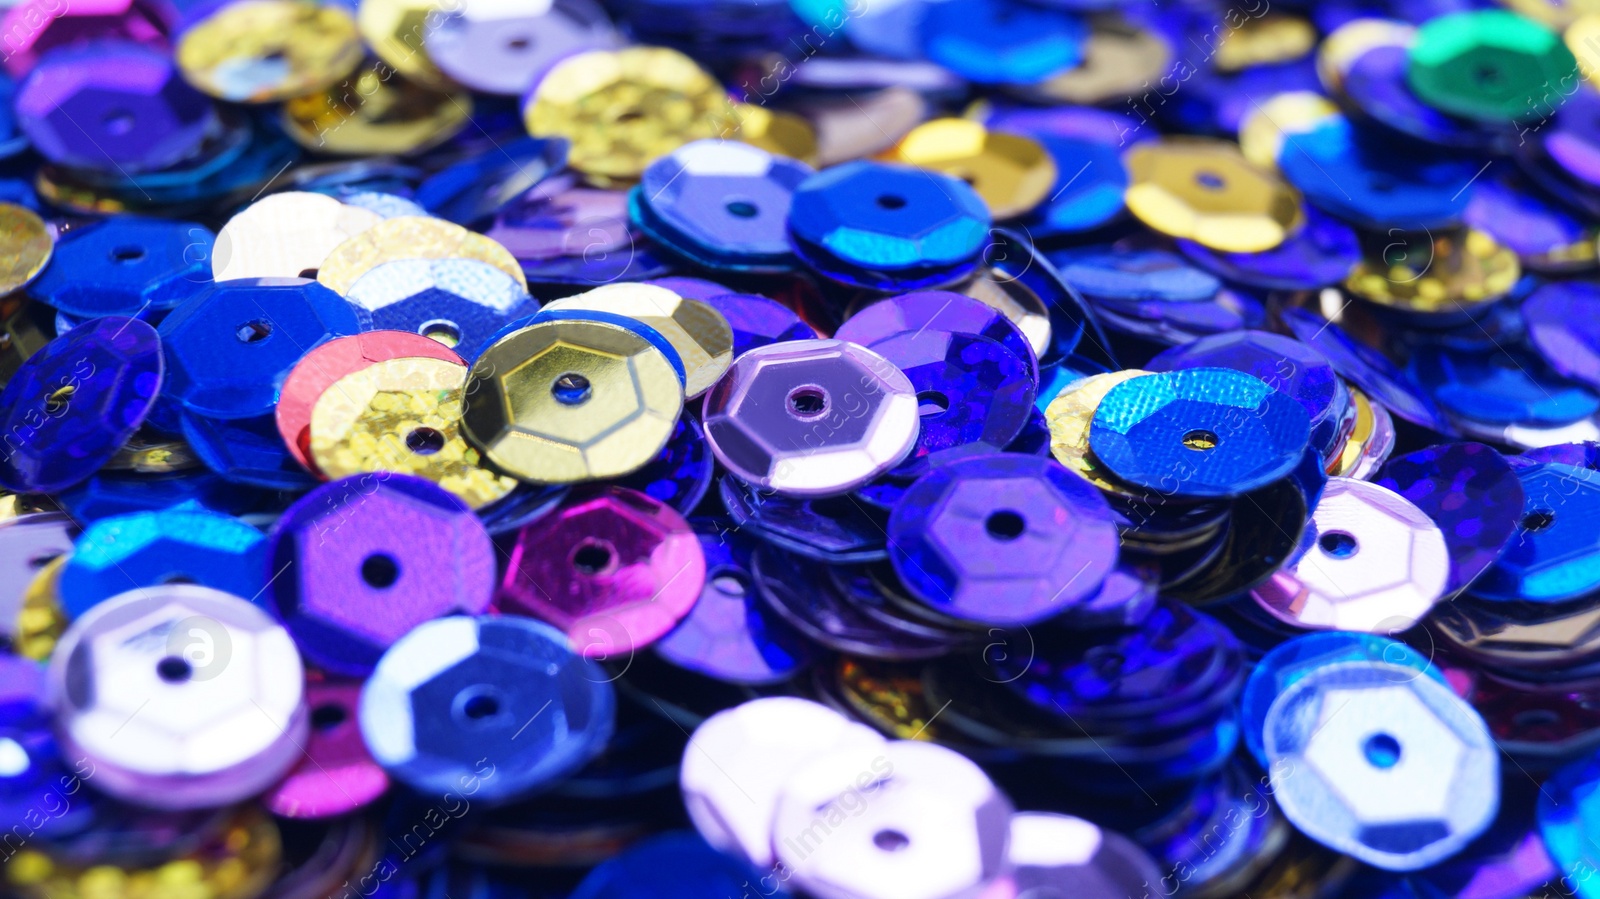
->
xmin=103 ymin=110 xmax=135 ymax=136
xmin=986 ymin=510 xmax=1026 ymax=540
xmin=406 ymin=428 xmax=445 ymax=455
xmin=236 ymin=320 xmax=272 ymax=343
xmin=156 ymin=656 xmax=192 ymax=683
xmin=1182 ymin=429 xmax=1219 ymax=451
xmin=788 ymin=386 xmax=829 ymax=419
xmin=361 ymin=553 xmax=400 ymax=588
xmin=1363 ymin=733 xmax=1401 ymax=768
xmin=873 ymin=830 xmax=911 ymax=851
xmin=1196 ymin=171 xmax=1225 ymax=190
xmin=1522 ymin=510 xmax=1555 ymax=532
xmin=311 ymin=704 xmax=347 ymax=730
xmin=454 ymin=686 xmax=506 ymax=724
xmin=876 ymin=194 xmax=908 ymax=210
xmin=552 ymin=372 xmax=592 ymax=405
xmin=110 ymin=245 xmax=145 ymax=263
xmin=42 ymin=385 xmax=74 ymax=415
xmin=573 ymin=539 xmax=617 ymax=576
xmin=917 ymin=391 xmax=950 ymax=416
xmin=726 ymin=200 xmax=759 ymax=218
xmin=421 ymin=320 xmax=462 ymax=348
xmin=1319 ymin=531 xmax=1358 ymax=559
xmin=709 ymin=567 xmax=750 ymax=597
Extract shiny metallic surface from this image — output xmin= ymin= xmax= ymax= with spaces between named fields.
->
xmin=701 ymin=339 xmax=919 ymax=497
xmin=212 ymin=192 xmax=380 ymax=282
xmin=309 ymin=355 xmax=517 ymax=509
xmin=1264 ymin=660 xmax=1499 ymax=871
xmin=317 ymin=215 xmax=526 ymax=296
xmin=681 ymin=697 xmax=886 ymax=868
xmin=359 ymin=614 xmax=615 ymax=804
xmin=498 ymin=485 xmax=704 ymax=657
xmin=541 ymin=283 xmax=733 ymax=398
xmin=1253 ymin=478 xmax=1450 ymax=633
xmin=771 ymin=740 xmax=1012 ymax=899
xmin=462 ymin=318 xmax=683 ymax=483
xmin=47 ymin=584 xmax=308 ymax=809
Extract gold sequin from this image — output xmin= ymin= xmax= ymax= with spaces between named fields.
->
xmin=1213 ymin=14 xmax=1317 ymax=72
xmin=1520 ymin=0 xmax=1600 ymax=28
xmin=726 ymin=103 xmax=819 ymax=166
xmin=33 ymin=169 xmax=131 ymax=216
xmin=282 ymin=62 xmax=471 ymax=156
xmin=105 ymin=433 xmax=203 ymax=474
xmin=1328 ymin=385 xmax=1394 ymax=480
xmin=357 ymin=0 xmax=453 ymax=87
xmin=1123 ymin=137 xmax=1304 ymax=253
xmin=541 ymin=283 xmax=732 ymax=398
xmin=0 ymin=296 xmax=49 ymax=390
xmin=1344 ymin=228 xmax=1521 ymax=313
xmin=1238 ymin=91 xmax=1340 ymax=170
xmin=0 ymin=204 xmax=52 ymax=296
xmin=1023 ymin=15 xmax=1171 ymax=105
xmin=1569 ymin=15 xmax=1600 ymax=88
xmin=176 ymin=0 xmax=364 ymax=102
xmin=1045 ymin=369 xmax=1150 ymax=497
xmin=462 ymin=318 xmax=683 ymax=484
xmin=524 ymin=47 xmax=725 ymax=185
xmin=6 ymin=807 xmax=281 ymax=899
xmin=835 ymin=657 xmax=942 ymax=740
xmin=317 ymin=215 xmax=525 ymax=295
xmin=884 ymin=118 xmax=1057 ymax=220
xmin=14 ymin=554 xmax=66 ymax=661
xmin=310 ymin=356 xmax=517 ymax=508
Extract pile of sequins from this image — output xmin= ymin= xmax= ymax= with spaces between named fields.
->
xmin=9 ymin=0 xmax=1600 ymax=896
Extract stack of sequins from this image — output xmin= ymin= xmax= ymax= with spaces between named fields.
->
xmin=10 ymin=0 xmax=1600 ymax=896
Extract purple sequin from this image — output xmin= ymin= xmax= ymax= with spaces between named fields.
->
xmin=1525 ymin=281 xmax=1600 ymax=391
xmin=1375 ymin=442 xmax=1525 ymax=594
xmin=704 ymin=292 xmax=817 ymax=358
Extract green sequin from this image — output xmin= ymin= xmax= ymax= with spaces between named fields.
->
xmin=1407 ymin=10 xmax=1578 ymax=122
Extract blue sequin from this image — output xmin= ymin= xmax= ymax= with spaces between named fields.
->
xmin=919 ymin=0 xmax=1086 ymax=85
xmin=30 ymin=218 xmax=214 ymax=318
xmin=618 ymin=415 xmax=714 ymax=513
xmin=58 ymin=509 xmax=269 ymax=619
xmin=1238 ymin=632 xmax=1444 ymax=767
xmin=1278 ymin=117 xmax=1479 ymax=231
xmin=157 ymin=278 xmax=365 ymax=420
xmin=1410 ymin=342 xmax=1600 ymax=426
xmin=1089 ymin=368 xmax=1311 ymax=499
xmin=787 ymin=160 xmax=990 ymax=288
xmin=570 ymin=831 xmax=779 ymax=899
xmin=0 ymin=316 xmax=163 ymax=494
xmin=654 ymin=525 xmax=811 ymax=684
xmin=1539 ymin=751 xmax=1600 ymax=899
xmin=180 ymin=409 xmax=319 ymax=491
xmin=1474 ymin=462 xmax=1600 ymax=604
xmin=1049 ymin=248 xmax=1220 ymax=303
xmin=1023 ymin=136 xmax=1126 ymax=236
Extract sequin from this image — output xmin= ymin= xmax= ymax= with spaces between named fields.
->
xmin=887 ymin=453 xmax=1119 ymax=625
xmin=0 ymin=317 xmax=162 ymax=494
xmin=1089 ymin=368 xmax=1311 ymax=499
xmin=1375 ymin=443 xmax=1525 ymax=594
xmin=1474 ymin=462 xmax=1600 ymax=603
xmin=1264 ymin=660 xmax=1499 ymax=871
